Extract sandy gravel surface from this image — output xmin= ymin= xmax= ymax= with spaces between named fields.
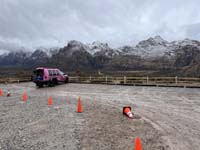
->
xmin=0 ymin=82 xmax=199 ymax=150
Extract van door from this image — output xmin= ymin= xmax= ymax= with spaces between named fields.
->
xmin=33 ymin=69 xmax=44 ymax=81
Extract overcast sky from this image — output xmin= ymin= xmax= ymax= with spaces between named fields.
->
xmin=0 ymin=0 xmax=200 ymax=53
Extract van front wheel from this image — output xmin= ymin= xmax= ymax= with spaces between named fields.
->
xmin=65 ymin=78 xmax=69 ymax=83
xmin=48 ymin=81 xmax=53 ymax=87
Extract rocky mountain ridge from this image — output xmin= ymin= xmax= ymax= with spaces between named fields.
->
xmin=0 ymin=36 xmax=200 ymax=76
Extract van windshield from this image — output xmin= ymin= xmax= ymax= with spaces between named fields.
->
xmin=59 ymin=70 xmax=64 ymax=75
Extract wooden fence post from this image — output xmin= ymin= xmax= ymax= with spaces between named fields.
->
xmin=124 ymin=76 xmax=127 ymax=84
xmin=90 ymin=76 xmax=92 ymax=83
xmin=147 ymin=76 xmax=149 ymax=84
xmin=175 ymin=76 xmax=178 ymax=85
xmin=105 ymin=76 xmax=108 ymax=84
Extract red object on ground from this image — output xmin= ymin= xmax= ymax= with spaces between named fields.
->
xmin=77 ymin=97 xmax=83 ymax=113
xmin=0 ymin=88 xmax=3 ymax=96
xmin=123 ymin=106 xmax=134 ymax=119
xmin=135 ymin=137 xmax=142 ymax=150
xmin=22 ymin=92 xmax=27 ymax=101
xmin=48 ymin=96 xmax=53 ymax=106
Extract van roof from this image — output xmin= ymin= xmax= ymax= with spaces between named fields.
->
xmin=36 ymin=67 xmax=59 ymax=70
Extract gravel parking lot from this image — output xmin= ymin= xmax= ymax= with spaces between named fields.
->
xmin=0 ymin=82 xmax=199 ymax=150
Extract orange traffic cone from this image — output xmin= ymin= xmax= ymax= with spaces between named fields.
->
xmin=0 ymin=88 xmax=3 ymax=96
xmin=77 ymin=97 xmax=83 ymax=113
xmin=48 ymin=96 xmax=53 ymax=106
xmin=135 ymin=137 xmax=142 ymax=150
xmin=22 ymin=92 xmax=27 ymax=101
xmin=123 ymin=106 xmax=134 ymax=119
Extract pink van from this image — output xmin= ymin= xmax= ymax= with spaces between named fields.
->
xmin=32 ymin=67 xmax=69 ymax=87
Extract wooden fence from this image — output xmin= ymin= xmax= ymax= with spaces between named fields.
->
xmin=0 ymin=76 xmax=200 ymax=88
xmin=0 ymin=77 xmax=31 ymax=83
xmin=69 ymin=76 xmax=200 ymax=88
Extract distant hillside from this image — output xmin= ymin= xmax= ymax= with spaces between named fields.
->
xmin=0 ymin=36 xmax=200 ymax=77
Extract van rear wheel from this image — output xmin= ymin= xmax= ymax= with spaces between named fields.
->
xmin=52 ymin=79 xmax=58 ymax=86
xmin=36 ymin=83 xmax=43 ymax=88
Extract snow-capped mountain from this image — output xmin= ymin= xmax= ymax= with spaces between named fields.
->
xmin=87 ymin=41 xmax=109 ymax=55
xmin=88 ymin=41 xmax=121 ymax=57
xmin=171 ymin=38 xmax=200 ymax=47
xmin=86 ymin=41 xmax=120 ymax=57
xmin=135 ymin=35 xmax=169 ymax=57
xmin=1 ymin=36 xmax=200 ymax=59
xmin=119 ymin=36 xmax=200 ymax=58
xmin=0 ymin=36 xmax=200 ymax=76
xmin=120 ymin=36 xmax=170 ymax=57
xmin=60 ymin=40 xmax=120 ymax=58
xmin=119 ymin=36 xmax=171 ymax=57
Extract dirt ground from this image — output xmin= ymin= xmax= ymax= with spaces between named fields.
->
xmin=0 ymin=82 xmax=199 ymax=150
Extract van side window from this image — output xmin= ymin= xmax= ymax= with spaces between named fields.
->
xmin=52 ymin=70 xmax=57 ymax=76
xmin=48 ymin=70 xmax=53 ymax=76
xmin=56 ymin=70 xmax=59 ymax=75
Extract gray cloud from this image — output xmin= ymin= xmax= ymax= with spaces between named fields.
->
xmin=0 ymin=0 xmax=200 ymax=52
